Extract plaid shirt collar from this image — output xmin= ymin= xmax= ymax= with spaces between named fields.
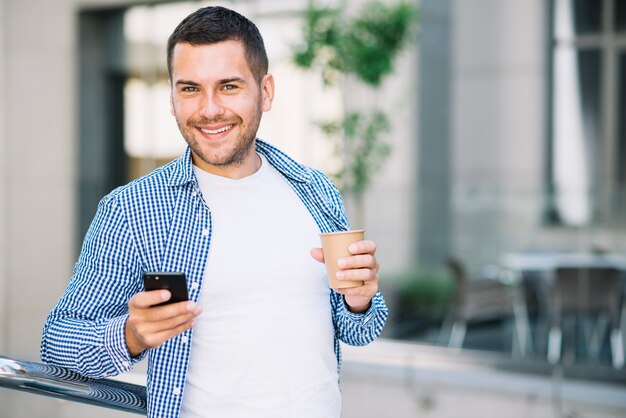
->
xmin=168 ymin=139 xmax=313 ymax=187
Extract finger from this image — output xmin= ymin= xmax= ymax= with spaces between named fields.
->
xmin=347 ymin=240 xmax=377 ymax=255
xmin=332 ymin=278 xmax=378 ymax=293
xmin=337 ymin=285 xmax=377 ymax=296
xmin=130 ymin=290 xmax=171 ymax=309
xmin=139 ymin=319 xmax=197 ymax=349
xmin=337 ymin=254 xmax=377 ymax=270
xmin=336 ymin=268 xmax=378 ymax=282
xmin=334 ymin=283 xmax=378 ymax=297
xmin=144 ymin=300 xmax=202 ymax=322
xmin=310 ymin=248 xmax=325 ymax=263
xmin=140 ymin=310 xmax=199 ymax=335
xmin=128 ymin=307 xmax=200 ymax=346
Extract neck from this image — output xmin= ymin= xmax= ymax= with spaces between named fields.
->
xmin=191 ymin=148 xmax=261 ymax=179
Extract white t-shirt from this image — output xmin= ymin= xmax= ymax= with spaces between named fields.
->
xmin=179 ymin=154 xmax=340 ymax=418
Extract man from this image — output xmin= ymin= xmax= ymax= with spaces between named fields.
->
xmin=41 ymin=6 xmax=387 ymax=418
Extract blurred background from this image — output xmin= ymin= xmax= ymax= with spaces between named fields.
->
xmin=1 ymin=0 xmax=626 ymax=416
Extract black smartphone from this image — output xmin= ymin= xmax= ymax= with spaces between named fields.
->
xmin=142 ymin=272 xmax=189 ymax=306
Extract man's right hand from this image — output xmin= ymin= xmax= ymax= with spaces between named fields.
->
xmin=125 ymin=290 xmax=202 ymax=357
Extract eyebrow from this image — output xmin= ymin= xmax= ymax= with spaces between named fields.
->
xmin=219 ymin=77 xmax=246 ymax=85
xmin=175 ymin=79 xmax=200 ymax=87
xmin=174 ymin=77 xmax=247 ymax=87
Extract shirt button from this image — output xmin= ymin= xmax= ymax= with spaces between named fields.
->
xmin=122 ymin=361 xmax=130 ymax=368
xmin=173 ymin=387 xmax=181 ymax=396
xmin=202 ymin=229 xmax=209 ymax=236
xmin=181 ymin=336 xmax=189 ymax=344
xmin=191 ymin=282 xmax=199 ymax=290
xmin=191 ymin=191 xmax=197 ymax=197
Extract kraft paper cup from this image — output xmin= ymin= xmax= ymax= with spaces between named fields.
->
xmin=319 ymin=229 xmax=365 ymax=289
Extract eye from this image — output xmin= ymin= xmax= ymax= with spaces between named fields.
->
xmin=181 ymin=86 xmax=198 ymax=92
xmin=222 ymin=84 xmax=237 ymax=91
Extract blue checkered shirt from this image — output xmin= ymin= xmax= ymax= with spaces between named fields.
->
xmin=41 ymin=140 xmax=388 ymax=418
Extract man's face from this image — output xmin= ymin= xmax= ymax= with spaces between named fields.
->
xmin=169 ymin=40 xmax=274 ymax=178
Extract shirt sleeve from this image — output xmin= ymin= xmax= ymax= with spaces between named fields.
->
xmin=309 ymin=170 xmax=389 ymax=345
xmin=331 ymin=291 xmax=388 ymax=346
xmin=40 ymin=194 xmax=145 ymax=378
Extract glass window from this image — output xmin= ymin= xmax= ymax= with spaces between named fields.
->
xmin=571 ymin=0 xmax=602 ymax=34
xmin=549 ymin=0 xmax=626 ymax=226
xmin=124 ymin=78 xmax=186 ymax=181
xmin=616 ymin=0 xmax=626 ymax=32
xmin=554 ymin=0 xmax=602 ymax=40
xmin=618 ymin=53 xmax=626 ymax=185
xmin=552 ymin=48 xmax=601 ymax=225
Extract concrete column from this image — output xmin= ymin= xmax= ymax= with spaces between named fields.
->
xmin=0 ymin=0 xmax=9 ymax=356
xmin=2 ymin=0 xmax=75 ymax=415
xmin=416 ymin=0 xmax=453 ymax=268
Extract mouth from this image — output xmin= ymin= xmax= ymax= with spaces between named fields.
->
xmin=198 ymin=124 xmax=234 ymax=135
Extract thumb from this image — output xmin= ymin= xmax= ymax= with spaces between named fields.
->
xmin=131 ymin=289 xmax=171 ymax=309
xmin=310 ymin=247 xmax=325 ymax=263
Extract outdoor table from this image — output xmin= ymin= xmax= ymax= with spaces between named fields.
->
xmin=499 ymin=251 xmax=626 ymax=361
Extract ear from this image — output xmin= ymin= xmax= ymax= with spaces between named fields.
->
xmin=260 ymin=74 xmax=275 ymax=112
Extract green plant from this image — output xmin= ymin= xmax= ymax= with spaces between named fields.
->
xmin=320 ymin=111 xmax=391 ymax=196
xmin=293 ymin=0 xmax=418 ymax=199
xmin=390 ymin=269 xmax=455 ymax=317
xmin=294 ymin=1 xmax=417 ymax=87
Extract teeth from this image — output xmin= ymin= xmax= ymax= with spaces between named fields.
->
xmin=200 ymin=125 xmax=232 ymax=134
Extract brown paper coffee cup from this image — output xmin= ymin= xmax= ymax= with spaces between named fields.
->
xmin=319 ymin=229 xmax=365 ymax=289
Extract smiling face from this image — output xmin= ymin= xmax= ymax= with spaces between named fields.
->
xmin=169 ymin=40 xmax=274 ymax=178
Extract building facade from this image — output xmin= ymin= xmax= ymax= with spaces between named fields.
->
xmin=1 ymin=0 xmax=624 ymax=416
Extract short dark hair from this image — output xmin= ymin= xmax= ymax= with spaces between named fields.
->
xmin=167 ymin=6 xmax=268 ymax=82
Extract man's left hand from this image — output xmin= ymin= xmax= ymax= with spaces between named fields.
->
xmin=310 ymin=240 xmax=379 ymax=314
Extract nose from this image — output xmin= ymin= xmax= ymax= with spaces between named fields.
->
xmin=199 ymin=91 xmax=225 ymax=118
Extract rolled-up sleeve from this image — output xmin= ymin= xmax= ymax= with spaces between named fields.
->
xmin=310 ymin=170 xmax=389 ymax=347
xmin=331 ymin=291 xmax=388 ymax=346
xmin=40 ymin=195 xmax=145 ymax=378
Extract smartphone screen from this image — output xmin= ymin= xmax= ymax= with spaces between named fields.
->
xmin=142 ymin=272 xmax=189 ymax=306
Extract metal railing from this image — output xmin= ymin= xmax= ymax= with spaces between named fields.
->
xmin=0 ymin=355 xmax=146 ymax=415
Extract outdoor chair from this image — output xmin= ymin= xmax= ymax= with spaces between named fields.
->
xmin=440 ymin=257 xmax=531 ymax=357
xmin=547 ymin=267 xmax=624 ymax=368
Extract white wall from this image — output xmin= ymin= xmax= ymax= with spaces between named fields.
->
xmin=1 ymin=0 xmax=78 ymax=415
xmin=1 ymin=0 xmax=11 ymax=412
xmin=4 ymin=0 xmax=79 ymax=359
xmin=361 ymin=44 xmax=419 ymax=273
xmin=0 ymin=0 xmax=9 ymax=357
xmin=451 ymin=0 xmax=549 ymax=270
